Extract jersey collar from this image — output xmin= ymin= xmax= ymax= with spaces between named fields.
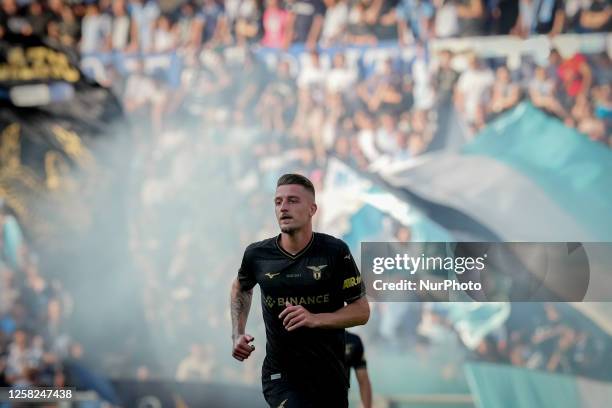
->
xmin=275 ymin=232 xmax=315 ymax=260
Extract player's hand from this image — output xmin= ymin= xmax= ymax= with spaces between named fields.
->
xmin=279 ymin=302 xmax=318 ymax=331
xmin=232 ymin=334 xmax=255 ymax=361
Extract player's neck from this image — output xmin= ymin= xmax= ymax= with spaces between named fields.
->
xmin=280 ymin=228 xmax=313 ymax=255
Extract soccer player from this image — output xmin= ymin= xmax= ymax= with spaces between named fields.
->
xmin=230 ymin=173 xmax=370 ymax=408
xmin=345 ymin=331 xmax=372 ymax=408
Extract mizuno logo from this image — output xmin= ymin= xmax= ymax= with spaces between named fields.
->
xmin=307 ymin=265 xmax=327 ymax=280
xmin=278 ymin=399 xmax=288 ymax=408
xmin=344 ymin=254 xmax=351 ymax=260
xmin=265 ymin=272 xmax=281 ymax=279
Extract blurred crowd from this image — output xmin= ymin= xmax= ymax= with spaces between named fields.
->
xmin=1 ymin=0 xmax=611 ymax=390
xmin=0 ymin=201 xmax=89 ymax=391
xmin=372 ymin=301 xmax=612 ymax=381
xmin=113 ymin=44 xmax=611 ymax=157
xmin=1 ymin=0 xmax=611 ymax=52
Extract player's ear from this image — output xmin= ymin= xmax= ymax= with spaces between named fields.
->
xmin=310 ymin=202 xmax=317 ymax=216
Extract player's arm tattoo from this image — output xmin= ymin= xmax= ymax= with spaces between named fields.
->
xmin=230 ymin=278 xmax=253 ymax=339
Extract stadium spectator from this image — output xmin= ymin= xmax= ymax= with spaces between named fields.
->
xmin=528 ymin=65 xmax=569 ymax=119
xmin=27 ymin=1 xmax=48 ymax=38
xmin=57 ymin=5 xmax=80 ymax=48
xmin=396 ymin=0 xmax=435 ymax=44
xmin=128 ymin=0 xmax=161 ymax=52
xmin=357 ymin=58 xmax=402 ymax=114
xmin=152 ymin=14 xmax=176 ymax=52
xmin=558 ymin=52 xmax=593 ymax=99
xmin=457 ymin=0 xmax=487 ymax=37
xmin=175 ymin=1 xmax=199 ymax=50
xmin=286 ymin=0 xmax=326 ymax=49
xmin=455 ymin=53 xmax=495 ymax=131
xmin=326 ymin=52 xmax=359 ymax=95
xmin=577 ymin=0 xmax=611 ymax=33
xmin=194 ymin=0 xmax=229 ymax=47
xmin=232 ymin=0 xmax=262 ymax=45
xmin=80 ymin=3 xmax=111 ymax=54
xmin=532 ymin=0 xmax=566 ymax=35
xmin=345 ymin=0 xmax=378 ymax=45
xmin=175 ymin=343 xmax=214 ymax=381
xmin=258 ymin=59 xmax=297 ymax=133
xmin=490 ymin=65 xmax=522 ymax=115
xmin=434 ymin=0 xmax=461 ymax=38
xmin=320 ymin=0 xmax=349 ymax=47
xmin=261 ymin=0 xmax=290 ymax=48
xmin=490 ymin=0 xmax=520 ymax=35
xmin=432 ymin=49 xmax=459 ymax=106
xmin=0 ymin=204 xmax=25 ymax=272
xmin=109 ymin=0 xmax=131 ymax=51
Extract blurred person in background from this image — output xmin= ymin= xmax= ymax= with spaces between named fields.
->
xmin=175 ymin=1 xmax=200 ymax=50
xmin=396 ymin=0 xmax=435 ymax=45
xmin=109 ymin=0 xmax=132 ymax=51
xmin=128 ymin=0 xmax=161 ymax=52
xmin=532 ymin=0 xmax=566 ymax=35
xmin=175 ymin=343 xmax=214 ymax=381
xmin=258 ymin=59 xmax=297 ymax=133
xmin=528 ymin=65 xmax=570 ymax=120
xmin=489 ymin=64 xmax=522 ymax=115
xmin=194 ymin=0 xmax=230 ymax=47
xmin=320 ymin=0 xmax=349 ymax=47
xmin=434 ymin=0 xmax=461 ymax=38
xmin=261 ymin=0 xmax=291 ymax=48
xmin=357 ymin=58 xmax=402 ymax=114
xmin=230 ymin=0 xmax=262 ymax=45
xmin=457 ymin=0 xmax=486 ymax=37
xmin=0 ymin=202 xmax=25 ymax=272
xmin=26 ymin=1 xmax=48 ymax=38
xmin=454 ymin=53 xmax=495 ymax=133
xmin=152 ymin=14 xmax=176 ymax=52
xmin=286 ymin=0 xmax=326 ymax=50
xmin=345 ymin=331 xmax=372 ymax=408
xmin=577 ymin=0 xmax=611 ymax=33
xmin=80 ymin=3 xmax=111 ymax=54
xmin=230 ymin=174 xmax=369 ymax=408
xmin=345 ymin=0 xmax=378 ymax=45
xmin=432 ymin=49 xmax=459 ymax=106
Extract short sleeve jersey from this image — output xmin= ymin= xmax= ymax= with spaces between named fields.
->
xmin=237 ymin=232 xmax=365 ymax=391
xmin=345 ymin=331 xmax=367 ymax=377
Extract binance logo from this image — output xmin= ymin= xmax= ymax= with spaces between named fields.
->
xmin=343 ymin=276 xmax=362 ymax=289
xmin=276 ymin=294 xmax=330 ymax=306
xmin=264 ymin=296 xmax=275 ymax=308
xmin=307 ymin=265 xmax=327 ymax=280
xmin=265 ymin=272 xmax=281 ymax=279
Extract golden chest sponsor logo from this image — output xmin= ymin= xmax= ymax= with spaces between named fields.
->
xmin=306 ymin=264 xmax=327 ymax=280
xmin=264 ymin=296 xmax=276 ymax=308
xmin=265 ymin=294 xmax=331 ymax=308
xmin=343 ymin=276 xmax=362 ymax=289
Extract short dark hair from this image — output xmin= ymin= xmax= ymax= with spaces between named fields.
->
xmin=277 ymin=173 xmax=315 ymax=198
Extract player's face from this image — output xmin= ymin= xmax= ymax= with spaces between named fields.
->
xmin=274 ymin=184 xmax=317 ymax=234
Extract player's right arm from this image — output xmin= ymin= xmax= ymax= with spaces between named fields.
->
xmin=230 ymin=278 xmax=255 ymax=361
xmin=231 ymin=246 xmax=258 ymax=361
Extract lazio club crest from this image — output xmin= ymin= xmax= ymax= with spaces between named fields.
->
xmin=307 ymin=265 xmax=327 ymax=280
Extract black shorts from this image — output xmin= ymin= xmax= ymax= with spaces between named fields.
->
xmin=262 ymin=376 xmax=348 ymax=408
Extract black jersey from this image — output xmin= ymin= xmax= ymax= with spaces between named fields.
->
xmin=237 ymin=232 xmax=365 ymax=392
xmin=345 ymin=332 xmax=367 ymax=377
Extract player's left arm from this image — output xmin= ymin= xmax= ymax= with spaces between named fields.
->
xmin=355 ymin=367 xmax=373 ymax=408
xmin=281 ymin=241 xmax=369 ymax=331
